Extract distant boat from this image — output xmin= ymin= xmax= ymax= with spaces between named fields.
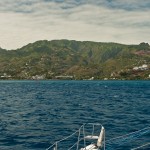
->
xmin=46 ymin=123 xmax=150 ymax=150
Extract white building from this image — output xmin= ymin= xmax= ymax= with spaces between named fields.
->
xmin=133 ymin=67 xmax=139 ymax=70
xmin=133 ymin=64 xmax=148 ymax=71
xmin=142 ymin=64 xmax=148 ymax=69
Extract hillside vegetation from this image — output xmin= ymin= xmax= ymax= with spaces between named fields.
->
xmin=0 ymin=40 xmax=150 ymax=80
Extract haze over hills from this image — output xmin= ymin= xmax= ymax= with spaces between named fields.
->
xmin=0 ymin=40 xmax=150 ymax=80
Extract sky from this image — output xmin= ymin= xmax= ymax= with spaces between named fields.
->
xmin=0 ymin=0 xmax=150 ymax=50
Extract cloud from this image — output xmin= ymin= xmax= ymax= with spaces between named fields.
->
xmin=0 ymin=0 xmax=150 ymax=49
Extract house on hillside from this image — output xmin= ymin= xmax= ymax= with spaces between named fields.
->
xmin=0 ymin=73 xmax=11 ymax=79
xmin=55 ymin=75 xmax=74 ymax=80
xmin=133 ymin=67 xmax=139 ymax=71
xmin=133 ymin=64 xmax=148 ymax=71
xmin=142 ymin=64 xmax=148 ymax=69
xmin=32 ymin=75 xmax=45 ymax=80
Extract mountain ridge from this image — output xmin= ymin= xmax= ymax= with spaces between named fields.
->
xmin=0 ymin=40 xmax=150 ymax=80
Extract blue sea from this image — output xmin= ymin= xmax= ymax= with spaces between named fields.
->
xmin=0 ymin=80 xmax=150 ymax=150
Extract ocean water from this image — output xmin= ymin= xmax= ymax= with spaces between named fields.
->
xmin=0 ymin=80 xmax=149 ymax=150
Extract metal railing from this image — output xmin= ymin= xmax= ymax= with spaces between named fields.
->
xmin=46 ymin=123 xmax=105 ymax=150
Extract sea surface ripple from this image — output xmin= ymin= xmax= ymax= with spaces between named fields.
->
xmin=0 ymin=80 xmax=149 ymax=150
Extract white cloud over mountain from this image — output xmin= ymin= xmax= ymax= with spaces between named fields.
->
xmin=0 ymin=0 xmax=150 ymax=49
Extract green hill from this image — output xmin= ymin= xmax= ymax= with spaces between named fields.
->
xmin=0 ymin=40 xmax=150 ymax=80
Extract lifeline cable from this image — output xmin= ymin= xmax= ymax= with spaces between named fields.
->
xmin=105 ymin=127 xmax=150 ymax=150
